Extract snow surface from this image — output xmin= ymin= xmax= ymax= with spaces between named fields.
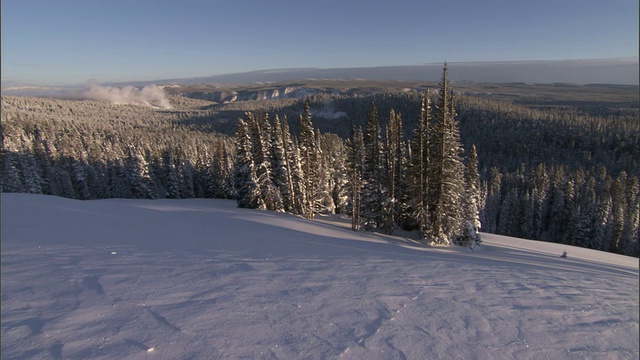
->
xmin=1 ymin=194 xmax=638 ymax=359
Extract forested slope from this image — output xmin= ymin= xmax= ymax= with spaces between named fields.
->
xmin=2 ymin=81 xmax=638 ymax=256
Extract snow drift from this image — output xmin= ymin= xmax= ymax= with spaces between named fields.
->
xmin=1 ymin=194 xmax=638 ymax=359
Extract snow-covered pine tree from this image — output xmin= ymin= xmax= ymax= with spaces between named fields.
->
xmin=291 ymin=143 xmax=307 ymax=216
xmin=1 ymin=150 xmax=26 ymax=193
xmin=298 ymin=102 xmax=318 ymax=219
xmin=531 ymin=163 xmax=551 ymax=240
xmin=346 ymin=123 xmax=364 ymax=231
xmin=126 ymin=146 xmax=156 ymax=199
xmin=428 ymin=65 xmax=466 ymax=245
xmin=313 ymin=129 xmax=336 ymax=214
xmin=382 ymin=109 xmax=404 ymax=234
xmin=323 ymin=133 xmax=349 ymax=215
xmin=271 ymin=115 xmax=294 ymax=212
xmin=361 ymin=101 xmax=384 ymax=230
xmin=480 ymin=167 xmax=502 ymax=233
xmin=208 ymin=141 xmax=234 ymax=199
xmin=30 ymin=128 xmax=52 ymax=195
xmin=461 ymin=143 xmax=481 ymax=247
xmin=234 ymin=116 xmax=259 ymax=208
xmin=281 ymin=115 xmax=305 ymax=215
xmin=621 ymin=175 xmax=639 ymax=256
xmin=610 ymin=171 xmax=628 ymax=253
xmin=177 ymin=153 xmax=195 ymax=199
xmin=546 ymin=166 xmax=568 ymax=242
xmin=592 ymin=166 xmax=613 ymax=251
xmin=249 ymin=112 xmax=283 ymax=211
xmin=409 ymin=92 xmax=432 ymax=240
xmin=161 ymin=151 xmax=181 ymax=199
xmin=17 ymin=147 xmax=44 ymax=194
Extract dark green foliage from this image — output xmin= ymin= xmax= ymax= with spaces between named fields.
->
xmin=361 ymin=102 xmax=384 ymax=230
xmin=346 ymin=124 xmax=364 ymax=231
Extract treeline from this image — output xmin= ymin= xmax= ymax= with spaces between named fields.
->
xmin=1 ymin=96 xmax=236 ymax=200
xmin=1 ymin=71 xmax=638 ymax=256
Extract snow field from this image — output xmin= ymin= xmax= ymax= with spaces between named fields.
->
xmin=1 ymin=194 xmax=638 ymax=359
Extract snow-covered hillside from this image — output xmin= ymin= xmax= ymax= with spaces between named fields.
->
xmin=1 ymin=194 xmax=638 ymax=359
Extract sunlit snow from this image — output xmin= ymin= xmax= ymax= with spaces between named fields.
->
xmin=1 ymin=194 xmax=638 ymax=359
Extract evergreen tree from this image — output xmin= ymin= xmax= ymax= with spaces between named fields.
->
xmin=249 ymin=112 xmax=283 ymax=211
xmin=19 ymin=150 xmax=44 ymax=194
xmin=382 ymin=109 xmax=404 ymax=233
xmin=346 ymin=123 xmax=364 ymax=230
xmin=531 ymin=163 xmax=550 ymax=239
xmin=271 ymin=115 xmax=293 ymax=212
xmin=281 ymin=115 xmax=304 ymax=215
xmin=428 ymin=65 xmax=466 ymax=245
xmin=1 ymin=150 xmax=25 ymax=193
xmin=290 ymin=143 xmax=307 ymax=216
xmin=361 ymin=101 xmax=384 ymax=230
xmin=313 ymin=130 xmax=336 ymax=214
xmin=408 ymin=92 xmax=432 ymax=239
xmin=177 ymin=153 xmax=195 ymax=199
xmin=461 ymin=144 xmax=481 ymax=247
xmin=298 ymin=101 xmax=318 ymax=219
xmin=234 ymin=117 xmax=259 ymax=208
xmin=160 ymin=151 xmax=181 ymax=199
xmin=126 ymin=147 xmax=156 ymax=199
xmin=610 ymin=171 xmax=628 ymax=253
xmin=480 ymin=166 xmax=502 ymax=233
xmin=322 ymin=133 xmax=349 ymax=214
xmin=622 ymin=175 xmax=639 ymax=256
xmin=208 ymin=142 xmax=234 ymax=199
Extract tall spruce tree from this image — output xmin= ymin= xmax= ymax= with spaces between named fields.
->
xmin=622 ymin=175 xmax=639 ymax=256
xmin=361 ymin=101 xmax=384 ymax=230
xmin=409 ymin=92 xmax=433 ymax=239
xmin=382 ymin=109 xmax=404 ymax=234
xmin=281 ymin=115 xmax=305 ymax=215
xmin=298 ymin=101 xmax=318 ymax=219
xmin=428 ymin=65 xmax=466 ymax=245
xmin=249 ymin=112 xmax=283 ymax=211
xmin=346 ymin=123 xmax=365 ymax=230
xmin=461 ymin=144 xmax=481 ymax=246
xmin=271 ymin=115 xmax=294 ymax=212
xmin=234 ymin=116 xmax=259 ymax=208
xmin=313 ymin=129 xmax=335 ymax=214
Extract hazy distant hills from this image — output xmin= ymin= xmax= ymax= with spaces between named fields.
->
xmin=153 ymin=58 xmax=639 ymax=86
xmin=2 ymin=58 xmax=637 ymax=100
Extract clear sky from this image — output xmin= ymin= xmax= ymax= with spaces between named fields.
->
xmin=2 ymin=0 xmax=638 ymax=86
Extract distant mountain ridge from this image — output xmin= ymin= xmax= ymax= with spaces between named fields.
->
xmin=131 ymin=58 xmax=639 ymax=86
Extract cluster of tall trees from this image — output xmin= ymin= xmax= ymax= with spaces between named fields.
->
xmin=234 ymin=105 xmax=345 ymax=219
xmin=234 ymin=66 xmax=481 ymax=246
xmin=481 ymin=163 xmax=639 ymax=255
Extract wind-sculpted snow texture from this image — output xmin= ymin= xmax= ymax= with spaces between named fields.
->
xmin=1 ymin=194 xmax=638 ymax=359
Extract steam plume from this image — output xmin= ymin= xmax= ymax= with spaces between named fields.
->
xmin=82 ymin=81 xmax=172 ymax=109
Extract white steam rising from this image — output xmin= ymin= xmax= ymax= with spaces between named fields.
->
xmin=82 ymin=81 xmax=172 ymax=109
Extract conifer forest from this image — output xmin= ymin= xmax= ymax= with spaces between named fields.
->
xmin=2 ymin=67 xmax=639 ymax=256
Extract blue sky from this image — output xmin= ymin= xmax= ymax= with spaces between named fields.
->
xmin=2 ymin=0 xmax=638 ymax=86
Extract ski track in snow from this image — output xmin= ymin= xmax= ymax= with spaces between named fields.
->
xmin=1 ymin=194 xmax=638 ymax=359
